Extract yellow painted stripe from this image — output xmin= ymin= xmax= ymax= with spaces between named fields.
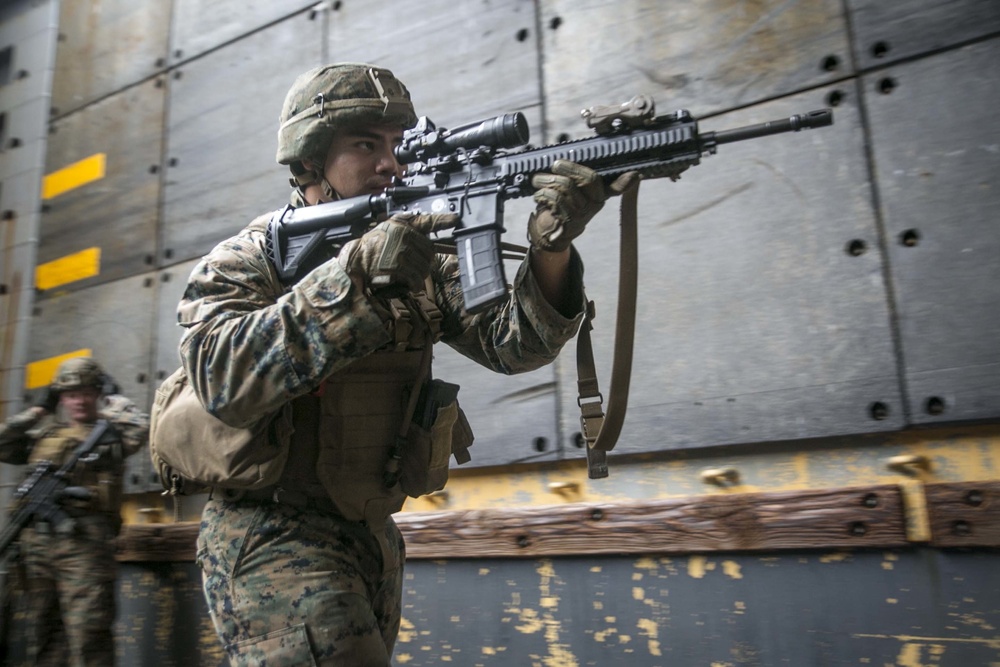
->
xmin=25 ymin=349 xmax=92 ymax=390
xmin=35 ymin=247 xmax=101 ymax=290
xmin=42 ymin=153 xmax=106 ymax=200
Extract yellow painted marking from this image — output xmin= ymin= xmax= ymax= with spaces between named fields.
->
xmin=631 ymin=572 xmax=643 ymax=581
xmin=395 ymin=654 xmax=412 ymax=663
xmin=42 ymin=153 xmax=106 ymax=200
xmin=631 ymin=587 xmax=645 ymax=601
xmin=25 ymin=349 xmax=92 ymax=390
xmin=887 ymin=598 xmax=899 ymax=604
xmin=35 ymin=247 xmax=101 ymax=290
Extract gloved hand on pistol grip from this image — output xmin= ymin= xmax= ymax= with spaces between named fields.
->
xmin=528 ymin=160 xmax=640 ymax=252
xmin=338 ymin=211 xmax=459 ymax=293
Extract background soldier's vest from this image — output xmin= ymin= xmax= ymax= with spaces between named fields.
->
xmin=29 ymin=423 xmax=124 ymax=518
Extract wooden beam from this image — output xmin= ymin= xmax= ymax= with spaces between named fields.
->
xmin=115 ymin=482 xmax=1000 ymax=562
xmin=925 ymin=481 xmax=1000 ymax=547
xmin=396 ymin=485 xmax=908 ymax=559
xmin=115 ymin=484 xmax=908 ymax=562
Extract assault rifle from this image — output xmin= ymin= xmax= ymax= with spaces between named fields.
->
xmin=0 ymin=419 xmax=112 ymax=558
xmin=266 ymin=95 xmax=833 ymax=313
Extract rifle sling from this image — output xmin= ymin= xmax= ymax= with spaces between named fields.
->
xmin=577 ymin=181 xmax=640 ymax=479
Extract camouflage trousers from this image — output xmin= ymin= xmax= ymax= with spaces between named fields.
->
xmin=197 ymin=498 xmax=405 ymax=666
xmin=16 ymin=516 xmax=118 ymax=667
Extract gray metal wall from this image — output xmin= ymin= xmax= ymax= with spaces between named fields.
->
xmin=3 ymin=0 xmax=998 ymax=494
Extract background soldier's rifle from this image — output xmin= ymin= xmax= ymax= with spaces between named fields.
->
xmin=0 ymin=419 xmax=113 ymax=559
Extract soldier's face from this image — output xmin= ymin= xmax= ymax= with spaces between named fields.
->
xmin=60 ymin=387 xmax=100 ymax=424
xmin=322 ymin=123 xmax=404 ymax=199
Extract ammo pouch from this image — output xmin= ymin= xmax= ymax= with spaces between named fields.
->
xmin=149 ymin=367 xmax=294 ymax=495
xmin=399 ymin=379 xmax=475 ymax=498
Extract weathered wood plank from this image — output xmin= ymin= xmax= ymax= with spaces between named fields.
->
xmin=116 ymin=522 xmax=198 ymax=563
xmin=396 ymin=485 xmax=908 ymax=559
xmin=116 ymin=484 xmax=909 ymax=562
xmin=926 ymin=481 xmax=1000 ymax=548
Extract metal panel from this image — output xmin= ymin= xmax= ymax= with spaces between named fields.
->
xmin=325 ymin=0 xmax=542 ymax=127
xmin=154 ymin=258 xmax=199 ymax=382
xmin=170 ymin=0 xmax=316 ymax=63
xmin=866 ymin=39 xmax=1000 ymax=425
xmin=848 ymin=0 xmax=1000 ymax=71
xmin=39 ymin=77 xmax=164 ymax=293
xmin=0 ymin=0 xmax=59 ymax=521
xmin=559 ymin=84 xmax=904 ymax=456
xmin=539 ymin=0 xmax=851 ymax=141
xmin=398 ymin=549 xmax=1000 ymax=666
xmin=51 ymin=0 xmax=172 ymax=117
xmin=434 ymin=343 xmax=562 ymax=469
xmin=161 ymin=15 xmax=322 ymax=264
xmin=26 ymin=273 xmax=158 ymax=493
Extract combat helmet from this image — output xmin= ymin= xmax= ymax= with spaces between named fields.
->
xmin=51 ymin=357 xmax=104 ymax=392
xmin=276 ymin=63 xmax=417 ymax=199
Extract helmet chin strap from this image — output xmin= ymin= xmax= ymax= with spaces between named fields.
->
xmin=288 ymin=161 xmax=342 ymax=205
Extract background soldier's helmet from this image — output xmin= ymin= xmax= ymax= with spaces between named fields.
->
xmin=276 ymin=63 xmax=417 ymax=188
xmin=51 ymin=357 xmax=105 ymax=392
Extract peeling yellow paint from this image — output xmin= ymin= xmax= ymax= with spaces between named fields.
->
xmin=589 ymin=566 xmax=602 ymax=573
xmin=897 ymin=642 xmax=925 ymax=667
xmin=398 ymin=617 xmax=417 ymax=644
xmin=636 ymin=618 xmax=661 ymax=657
xmin=887 ymin=598 xmax=899 ymax=604
xmin=631 ymin=572 xmax=643 ymax=581
xmin=819 ymin=552 xmax=850 ymax=563
xmin=722 ymin=560 xmax=743 ymax=579
xmin=734 ymin=601 xmax=746 ymax=615
xmin=687 ymin=555 xmax=717 ymax=578
xmin=479 ymin=568 xmax=490 ymax=575
xmin=482 ymin=647 xmax=497 ymax=655
xmin=450 ymin=615 xmax=460 ymax=622
xmin=635 ymin=557 xmax=658 ymax=570
xmin=396 ymin=654 xmax=412 ymax=663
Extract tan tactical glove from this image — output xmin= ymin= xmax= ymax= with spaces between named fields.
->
xmin=338 ymin=211 xmax=459 ymax=293
xmin=529 ymin=160 xmax=640 ymax=252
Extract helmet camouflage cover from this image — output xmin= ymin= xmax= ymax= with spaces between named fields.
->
xmin=51 ymin=357 xmax=104 ymax=392
xmin=276 ymin=63 xmax=417 ymax=186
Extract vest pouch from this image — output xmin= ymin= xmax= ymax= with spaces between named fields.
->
xmin=399 ymin=379 xmax=475 ymax=497
xmin=150 ymin=367 xmax=294 ymax=495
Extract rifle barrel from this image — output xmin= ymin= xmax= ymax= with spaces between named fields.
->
xmin=712 ymin=109 xmax=833 ymax=145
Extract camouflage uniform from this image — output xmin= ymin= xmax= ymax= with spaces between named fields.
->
xmin=181 ymin=213 xmax=585 ymax=665
xmin=179 ymin=62 xmax=588 ymax=666
xmin=0 ymin=361 xmax=149 ymax=667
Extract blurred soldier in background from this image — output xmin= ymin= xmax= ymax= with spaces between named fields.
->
xmin=0 ymin=356 xmax=149 ymax=666
xmin=179 ymin=62 xmax=637 ymax=666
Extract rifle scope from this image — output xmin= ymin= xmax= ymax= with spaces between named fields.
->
xmin=396 ymin=112 xmax=529 ymax=163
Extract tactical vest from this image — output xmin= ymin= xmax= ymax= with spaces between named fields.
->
xmin=270 ymin=286 xmax=472 ymax=529
xmin=29 ymin=423 xmax=124 ymax=518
